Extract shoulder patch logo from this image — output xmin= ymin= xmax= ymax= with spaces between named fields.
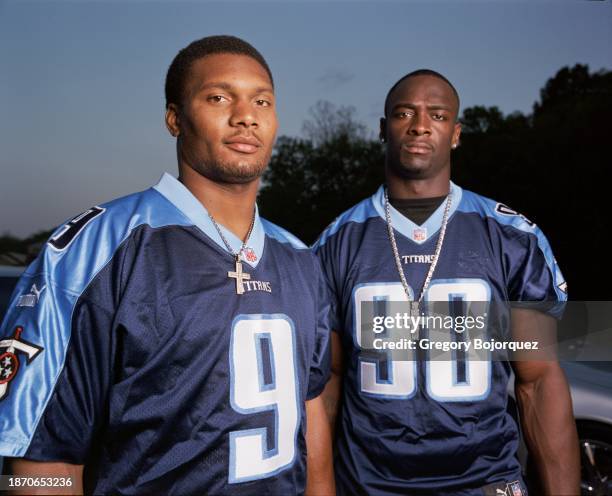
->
xmin=17 ymin=284 xmax=47 ymax=308
xmin=558 ymin=281 xmax=568 ymax=293
xmin=0 ymin=326 xmax=44 ymax=401
xmin=495 ymin=203 xmax=535 ymax=227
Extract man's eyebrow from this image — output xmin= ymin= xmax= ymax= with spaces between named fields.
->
xmin=195 ymin=82 xmax=274 ymax=94
xmin=392 ymin=102 xmax=453 ymax=111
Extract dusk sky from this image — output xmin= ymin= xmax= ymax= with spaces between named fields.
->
xmin=1 ymin=0 xmax=610 ymax=237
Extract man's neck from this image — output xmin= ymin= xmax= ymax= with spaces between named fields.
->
xmin=179 ymin=165 xmax=259 ymax=241
xmin=385 ymin=169 xmax=451 ymax=199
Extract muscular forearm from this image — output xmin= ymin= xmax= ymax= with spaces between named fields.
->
xmin=305 ymin=396 xmax=335 ymax=496
xmin=515 ymin=364 xmax=579 ymax=495
xmin=322 ymin=331 xmax=344 ymax=437
xmin=321 ymin=372 xmax=342 ymax=436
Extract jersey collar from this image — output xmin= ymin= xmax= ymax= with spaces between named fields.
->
xmin=371 ymin=181 xmax=463 ymax=245
xmin=153 ymin=173 xmax=264 ymax=268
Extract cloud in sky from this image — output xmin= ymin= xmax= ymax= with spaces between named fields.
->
xmin=317 ymin=67 xmax=355 ymax=90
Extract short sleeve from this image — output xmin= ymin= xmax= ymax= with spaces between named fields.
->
xmin=312 ymin=237 xmax=342 ymax=334
xmin=504 ymin=225 xmax=567 ymax=317
xmin=305 ymin=258 xmax=332 ymax=400
xmin=0 ymin=238 xmax=118 ymax=462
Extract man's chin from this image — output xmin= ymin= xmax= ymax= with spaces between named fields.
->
xmin=389 ymin=158 xmax=431 ymax=178
xmin=200 ymin=160 xmax=267 ymax=185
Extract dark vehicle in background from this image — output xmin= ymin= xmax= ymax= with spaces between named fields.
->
xmin=516 ymin=301 xmax=612 ymax=495
xmin=563 ymin=361 xmax=612 ymax=495
xmin=559 ymin=302 xmax=612 ymax=495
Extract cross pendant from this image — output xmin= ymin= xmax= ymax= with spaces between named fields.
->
xmin=228 ymin=256 xmax=251 ymax=295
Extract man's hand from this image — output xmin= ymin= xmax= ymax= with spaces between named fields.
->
xmin=7 ymin=459 xmax=83 ymax=495
xmin=511 ymin=308 xmax=580 ymax=495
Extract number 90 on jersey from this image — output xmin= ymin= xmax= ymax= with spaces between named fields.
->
xmin=353 ymin=279 xmax=492 ymax=402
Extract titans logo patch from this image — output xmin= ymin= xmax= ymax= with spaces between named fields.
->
xmin=0 ymin=326 xmax=43 ymax=401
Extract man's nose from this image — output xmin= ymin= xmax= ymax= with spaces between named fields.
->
xmin=230 ymin=100 xmax=258 ymax=128
xmin=408 ymin=113 xmax=430 ymax=135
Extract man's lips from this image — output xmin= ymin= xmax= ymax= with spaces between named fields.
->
xmin=402 ymin=142 xmax=433 ymax=154
xmin=224 ymin=135 xmax=262 ymax=154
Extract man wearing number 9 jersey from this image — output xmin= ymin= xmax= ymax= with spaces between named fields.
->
xmin=0 ymin=36 xmax=334 ymax=495
xmin=313 ymin=70 xmax=579 ymax=495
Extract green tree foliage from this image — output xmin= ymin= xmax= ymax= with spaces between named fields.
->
xmin=531 ymin=64 xmax=612 ymax=299
xmin=453 ymin=64 xmax=611 ymax=298
xmin=452 ymin=106 xmax=533 ymax=204
xmin=259 ymin=102 xmax=384 ymax=243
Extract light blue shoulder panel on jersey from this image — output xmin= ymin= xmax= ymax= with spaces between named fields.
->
xmin=154 ymin=173 xmax=265 ymax=268
xmin=0 ymin=174 xmax=194 ymax=457
xmin=260 ymin=219 xmax=308 ymax=250
xmin=458 ymin=189 xmax=567 ymax=301
xmin=312 ymin=195 xmax=379 ymax=250
xmin=314 ymin=183 xmax=463 ymax=249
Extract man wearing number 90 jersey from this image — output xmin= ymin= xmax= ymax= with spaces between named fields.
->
xmin=314 ymin=70 xmax=579 ymax=495
xmin=0 ymin=36 xmax=334 ymax=495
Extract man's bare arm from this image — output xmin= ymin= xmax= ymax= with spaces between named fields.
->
xmin=511 ymin=308 xmax=579 ymax=495
xmin=320 ymin=331 xmax=344 ymax=436
xmin=7 ymin=459 xmax=83 ymax=495
xmin=305 ymin=395 xmax=335 ymax=496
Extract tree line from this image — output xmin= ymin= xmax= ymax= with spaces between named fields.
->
xmin=1 ymin=65 xmax=610 ymax=299
xmin=259 ymin=65 xmax=611 ymax=300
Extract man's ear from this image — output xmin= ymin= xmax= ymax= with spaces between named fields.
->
xmin=379 ymin=117 xmax=387 ymax=143
xmin=165 ymin=103 xmax=181 ymax=137
xmin=452 ymin=121 xmax=462 ymax=149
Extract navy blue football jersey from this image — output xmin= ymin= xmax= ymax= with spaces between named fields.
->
xmin=313 ymin=183 xmax=566 ymax=495
xmin=0 ymin=173 xmax=331 ymax=495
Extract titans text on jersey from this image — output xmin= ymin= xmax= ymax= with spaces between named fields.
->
xmin=0 ymin=173 xmax=331 ymax=495
xmin=314 ymin=182 xmax=566 ymax=495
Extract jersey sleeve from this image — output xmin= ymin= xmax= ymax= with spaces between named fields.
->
xmin=0 ymin=222 xmax=120 ymax=462
xmin=305 ymin=257 xmax=332 ymax=400
xmin=312 ymin=237 xmax=342 ymax=334
xmin=503 ymin=223 xmax=567 ymax=317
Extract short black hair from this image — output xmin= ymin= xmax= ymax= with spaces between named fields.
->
xmin=384 ymin=69 xmax=460 ymax=117
xmin=165 ymin=35 xmax=274 ymax=109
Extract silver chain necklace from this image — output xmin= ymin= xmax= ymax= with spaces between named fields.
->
xmin=208 ymin=209 xmax=256 ymax=295
xmin=384 ymin=186 xmax=453 ymax=313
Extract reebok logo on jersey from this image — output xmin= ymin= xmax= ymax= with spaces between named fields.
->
xmin=507 ymin=481 xmax=524 ymax=496
xmin=0 ymin=326 xmax=43 ymax=401
xmin=17 ymin=283 xmax=46 ymax=308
